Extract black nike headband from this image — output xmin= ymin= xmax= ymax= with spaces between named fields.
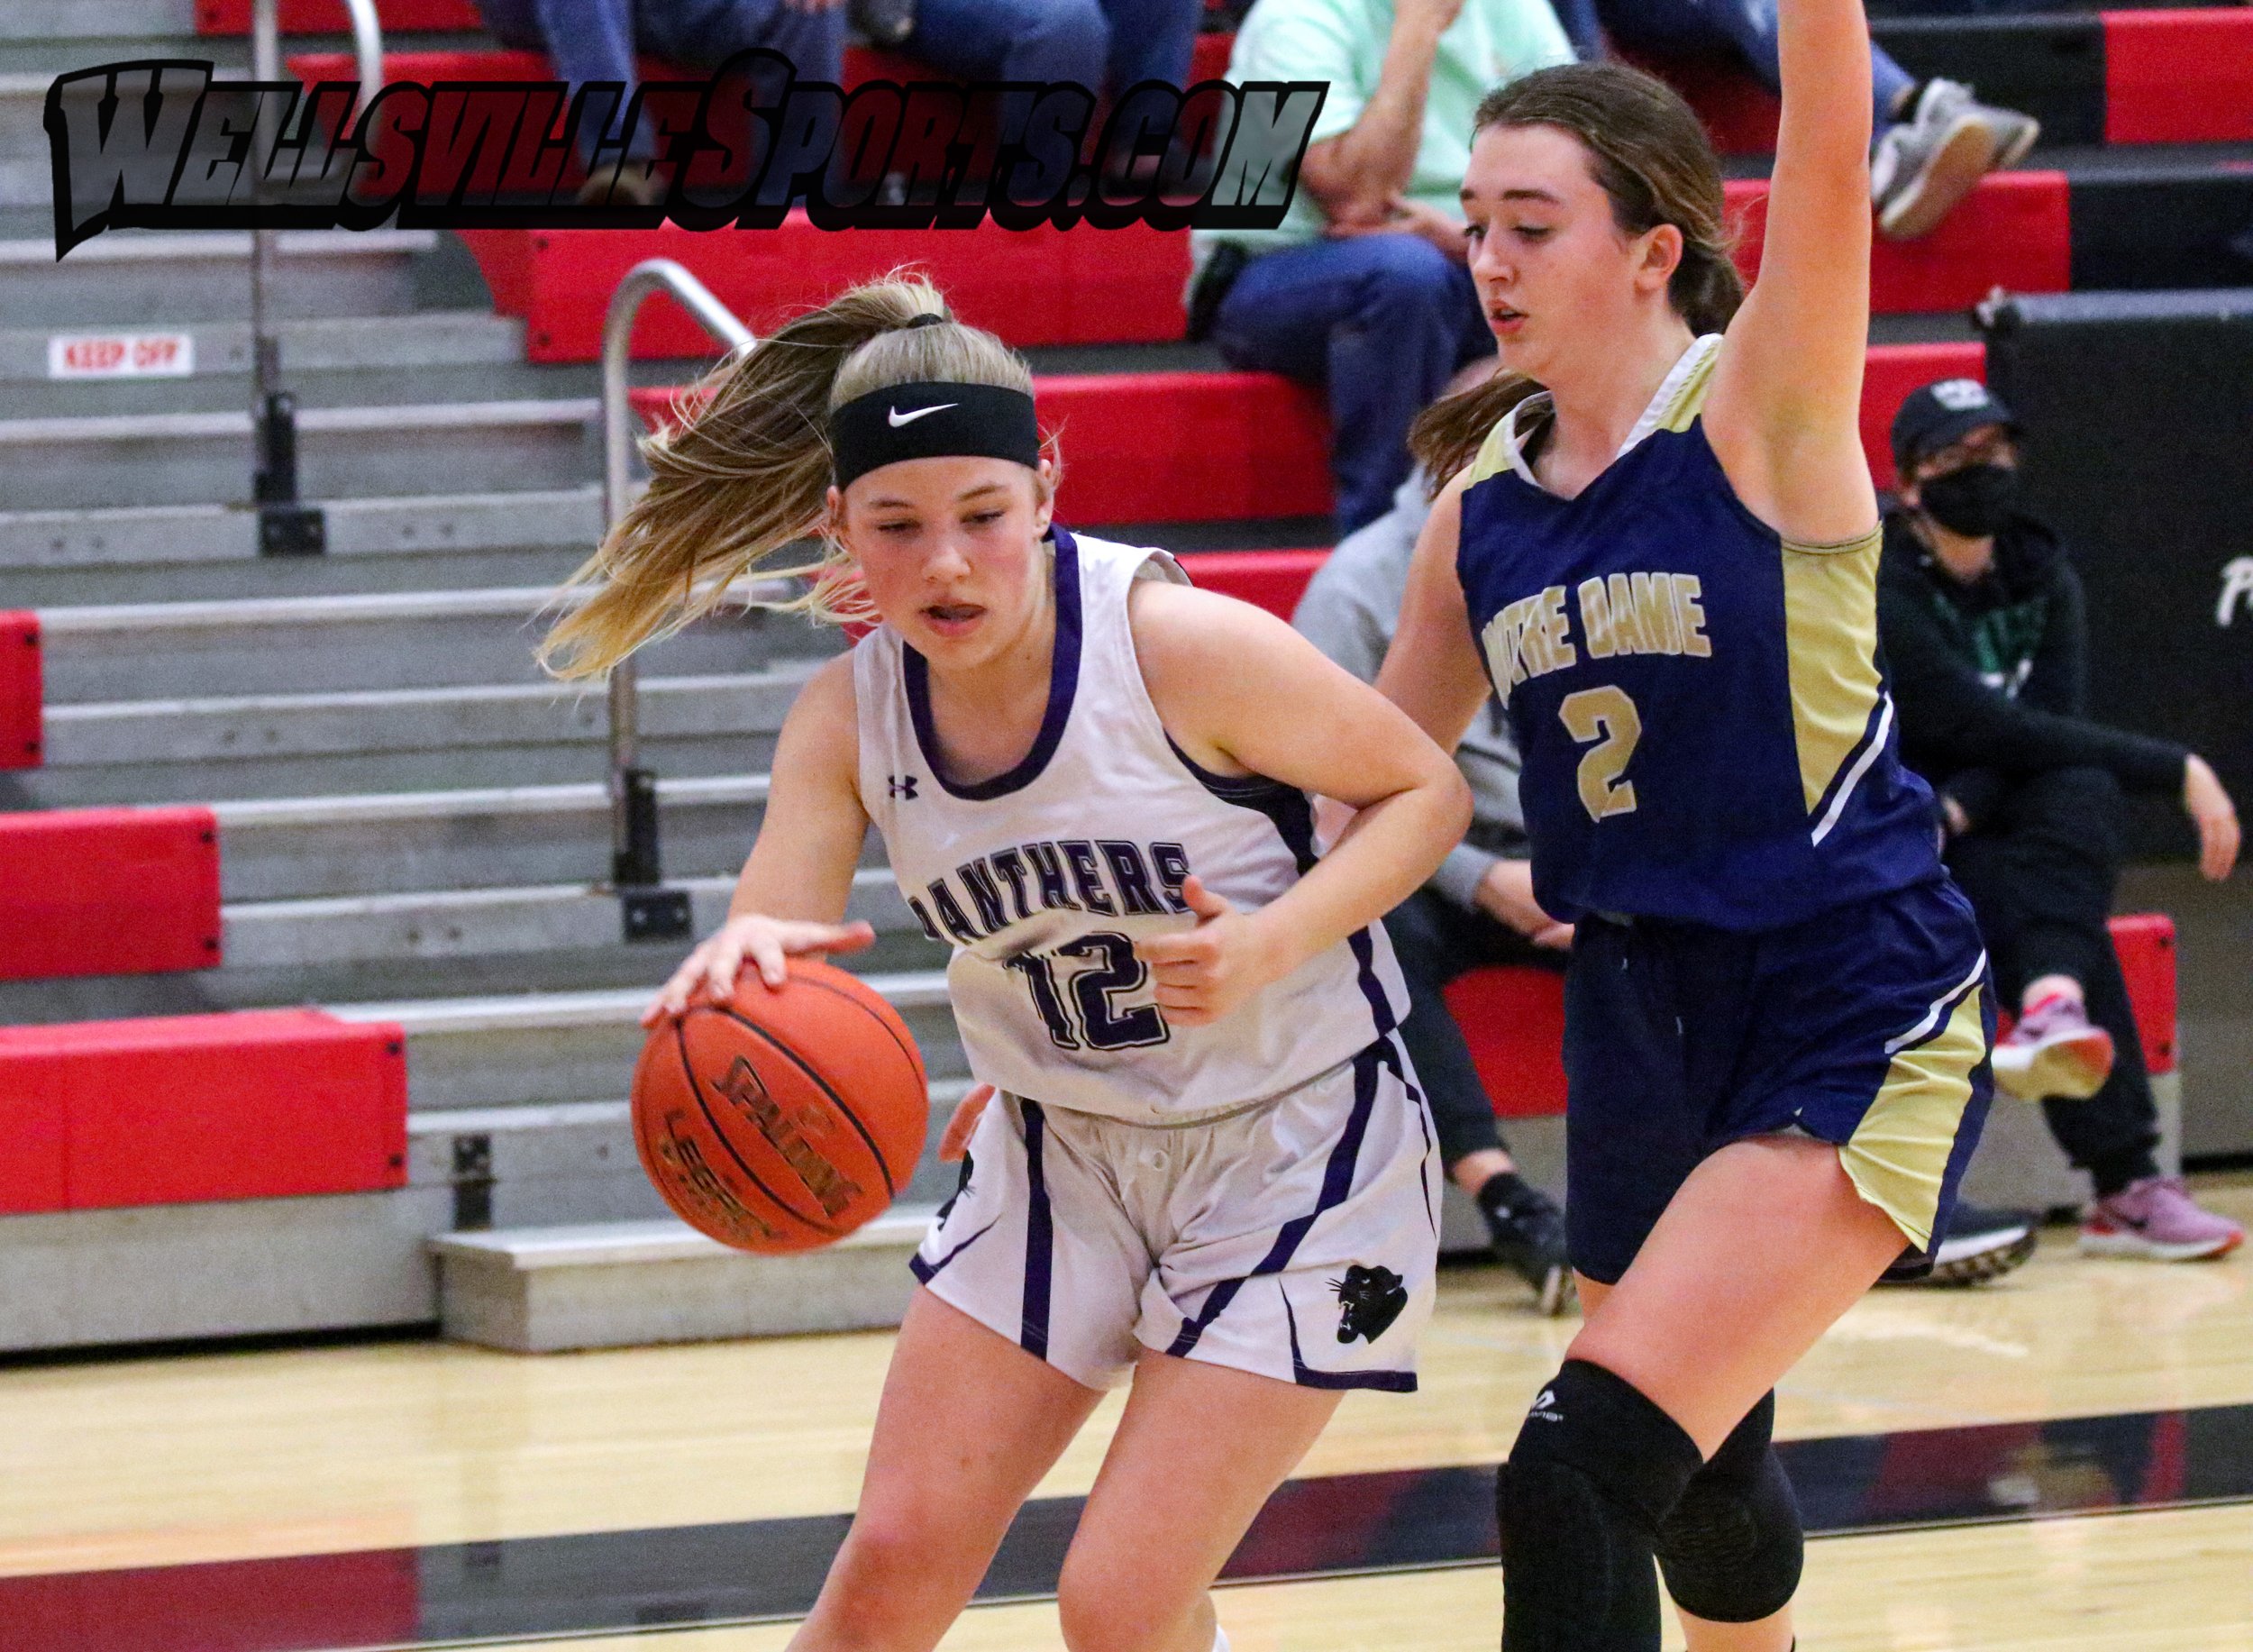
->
xmin=829 ymin=379 xmax=1043 ymax=492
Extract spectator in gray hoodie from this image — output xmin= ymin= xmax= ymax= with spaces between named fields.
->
xmin=1294 ymin=457 xmax=1573 ymax=1314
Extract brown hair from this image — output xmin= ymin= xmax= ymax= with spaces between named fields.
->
xmin=1409 ymin=62 xmax=1746 ymax=488
xmin=540 ymin=273 xmax=1047 ymax=680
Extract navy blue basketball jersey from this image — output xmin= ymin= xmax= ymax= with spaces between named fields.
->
xmin=1455 ymin=336 xmax=1942 ymax=931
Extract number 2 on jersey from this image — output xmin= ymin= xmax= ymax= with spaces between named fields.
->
xmin=1559 ymin=685 xmax=1642 ymax=821
xmin=1007 ymin=932 xmax=1171 ymax=1052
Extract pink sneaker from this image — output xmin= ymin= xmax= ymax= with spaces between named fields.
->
xmin=1993 ymin=994 xmax=2114 ymax=1102
xmin=2080 ymin=1177 xmax=2246 ymax=1261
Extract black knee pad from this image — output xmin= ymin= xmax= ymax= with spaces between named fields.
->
xmin=1496 ymin=1360 xmax=1702 ymax=1651
xmin=1655 ymin=1392 xmax=1804 ymax=1624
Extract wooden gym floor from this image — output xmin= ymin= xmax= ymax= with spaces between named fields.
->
xmin=1 ymin=1177 xmax=2248 ymax=1651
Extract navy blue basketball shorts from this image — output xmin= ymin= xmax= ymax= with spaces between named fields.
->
xmin=1564 ymin=875 xmax=1996 ymax=1285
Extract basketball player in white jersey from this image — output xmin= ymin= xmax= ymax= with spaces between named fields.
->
xmin=542 ymin=278 xmax=1472 ymax=1652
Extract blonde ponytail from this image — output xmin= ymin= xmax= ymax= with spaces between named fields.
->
xmin=540 ymin=272 xmax=1042 ymax=680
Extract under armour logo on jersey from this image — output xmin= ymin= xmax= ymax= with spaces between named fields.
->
xmin=889 ymin=774 xmax=920 ymax=799
xmin=888 ymin=403 xmax=954 ymax=427
xmin=1331 ymin=1264 xmax=1409 ymax=1344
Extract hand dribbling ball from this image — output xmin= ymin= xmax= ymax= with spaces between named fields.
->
xmin=632 ymin=959 xmax=929 ymax=1254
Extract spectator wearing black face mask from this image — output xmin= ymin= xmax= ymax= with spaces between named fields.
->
xmin=1878 ymin=379 xmax=2246 ymax=1263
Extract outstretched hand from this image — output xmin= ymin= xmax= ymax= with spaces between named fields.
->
xmin=2185 ymin=754 xmax=2241 ymax=882
xmin=642 ymin=914 xmax=876 ymax=1025
xmin=1134 ymin=875 xmax=1279 ymax=1028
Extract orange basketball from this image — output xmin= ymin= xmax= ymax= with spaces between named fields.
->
xmin=631 ymin=959 xmax=929 ymax=1254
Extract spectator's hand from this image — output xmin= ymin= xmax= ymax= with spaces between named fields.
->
xmin=1327 ymin=195 xmax=1469 ymax=262
xmin=642 ymin=913 xmax=876 ymax=1024
xmin=1135 ymin=875 xmax=1279 ymax=1026
xmin=940 ymin=1084 xmax=993 ymax=1162
xmin=1938 ymin=794 xmax=1972 ymax=837
xmin=1475 ymin=859 xmax=1573 ymax=949
xmin=2184 ymin=754 xmax=2240 ymax=881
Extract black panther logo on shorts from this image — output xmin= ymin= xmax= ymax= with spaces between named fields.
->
xmin=1331 ymin=1264 xmax=1409 ymax=1344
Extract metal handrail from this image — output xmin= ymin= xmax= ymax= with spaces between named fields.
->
xmin=600 ymin=261 xmax=756 ymax=923
xmin=246 ymin=0 xmax=382 ymax=549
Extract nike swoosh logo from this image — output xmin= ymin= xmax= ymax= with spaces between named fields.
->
xmin=889 ymin=403 xmax=955 ymax=427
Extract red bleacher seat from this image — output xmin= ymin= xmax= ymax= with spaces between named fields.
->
xmin=1447 ymin=913 xmax=2178 ymax=1118
xmin=1177 ymin=549 xmax=1328 ymax=619
xmin=2105 ymin=10 xmax=2253 ymax=144
xmin=639 ymin=343 xmax=1981 ymax=523
xmin=0 ymin=1010 xmax=407 ymax=1216
xmin=0 ymin=808 xmax=222 ymax=982
xmin=1728 ymin=172 xmax=2072 ymax=315
xmin=0 ymin=611 xmax=38 ymax=771
xmin=201 ymin=0 xmax=480 ymax=28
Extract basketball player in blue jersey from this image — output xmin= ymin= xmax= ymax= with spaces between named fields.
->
xmin=542 ymin=278 xmax=1472 ymax=1652
xmin=1373 ymin=2 xmax=1994 ymax=1646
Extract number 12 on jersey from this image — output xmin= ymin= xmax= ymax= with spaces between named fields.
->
xmin=1007 ymin=932 xmax=1172 ymax=1052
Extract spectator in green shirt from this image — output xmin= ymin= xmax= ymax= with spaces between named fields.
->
xmin=1189 ymin=0 xmax=1573 ymax=533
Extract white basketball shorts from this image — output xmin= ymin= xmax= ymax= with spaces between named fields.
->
xmin=910 ymin=1036 xmax=1441 ymax=1392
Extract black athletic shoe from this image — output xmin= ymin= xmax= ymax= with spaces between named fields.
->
xmin=1884 ymin=1201 xmax=2039 ymax=1287
xmin=1479 ymin=1174 xmax=1573 ymax=1315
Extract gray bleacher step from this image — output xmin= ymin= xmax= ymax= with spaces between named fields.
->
xmin=0 ymin=489 xmax=605 ymax=604
xmin=36 ymin=584 xmax=817 ymax=700
xmin=0 ymin=310 xmax=529 ymax=386
xmin=1 ymin=0 xmax=196 ymax=41
xmin=0 ymin=397 xmax=599 ymax=509
xmin=4 ymin=230 xmax=441 ymax=326
xmin=34 ymin=663 xmax=814 ymax=802
xmin=328 ymin=971 xmax=963 ymax=1112
xmin=433 ymin=1206 xmax=938 ymax=1352
xmin=404 ymin=1072 xmax=974 ymax=1233
xmin=211 ymin=773 xmax=776 ymax=899
xmin=223 ymin=866 xmax=918 ymax=969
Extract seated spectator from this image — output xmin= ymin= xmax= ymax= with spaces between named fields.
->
xmin=475 ymin=0 xmax=845 ymax=197
xmin=1544 ymin=0 xmax=2039 ymax=239
xmin=1294 ymin=373 xmax=1573 ymax=1311
xmin=1191 ymin=0 xmax=1573 ymax=534
xmin=1880 ymin=379 xmax=2245 ymax=1262
xmin=894 ymin=0 xmax=1206 ymax=99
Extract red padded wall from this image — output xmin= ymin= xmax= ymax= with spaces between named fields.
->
xmin=1178 ymin=549 xmax=1329 ymax=620
xmin=0 ymin=611 xmax=38 ymax=770
xmin=2105 ymin=11 xmax=2253 ymax=144
xmin=1446 ymin=966 xmax=1570 ymax=1118
xmin=1728 ymin=172 xmax=2072 ymax=315
xmin=0 ymin=1010 xmax=408 ymax=1211
xmin=0 ymin=808 xmax=221 ymax=981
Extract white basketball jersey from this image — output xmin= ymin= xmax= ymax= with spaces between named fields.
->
xmin=854 ymin=528 xmax=1409 ymax=1124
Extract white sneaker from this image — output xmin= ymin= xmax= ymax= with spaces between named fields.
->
xmin=1872 ymin=79 xmax=2039 ymax=241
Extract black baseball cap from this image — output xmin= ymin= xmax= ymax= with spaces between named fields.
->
xmin=1890 ymin=378 xmax=2018 ymax=474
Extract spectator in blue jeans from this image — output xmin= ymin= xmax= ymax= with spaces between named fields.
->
xmin=475 ymin=0 xmax=845 ymax=192
xmin=1190 ymin=0 xmax=1573 ymax=534
xmin=900 ymin=0 xmax=1206 ymax=96
xmin=1545 ymin=0 xmax=2041 ymax=238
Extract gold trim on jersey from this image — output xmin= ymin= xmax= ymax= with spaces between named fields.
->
xmin=1839 ymin=965 xmax=1989 ymax=1251
xmin=1781 ymin=523 xmax=1888 ymax=829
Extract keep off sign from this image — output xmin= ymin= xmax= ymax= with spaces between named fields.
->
xmin=48 ymin=332 xmax=195 ymax=379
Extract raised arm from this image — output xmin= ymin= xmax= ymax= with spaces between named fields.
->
xmin=646 ymin=653 xmax=875 ymax=1018
xmin=1702 ymin=0 xmax=1880 ymax=544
